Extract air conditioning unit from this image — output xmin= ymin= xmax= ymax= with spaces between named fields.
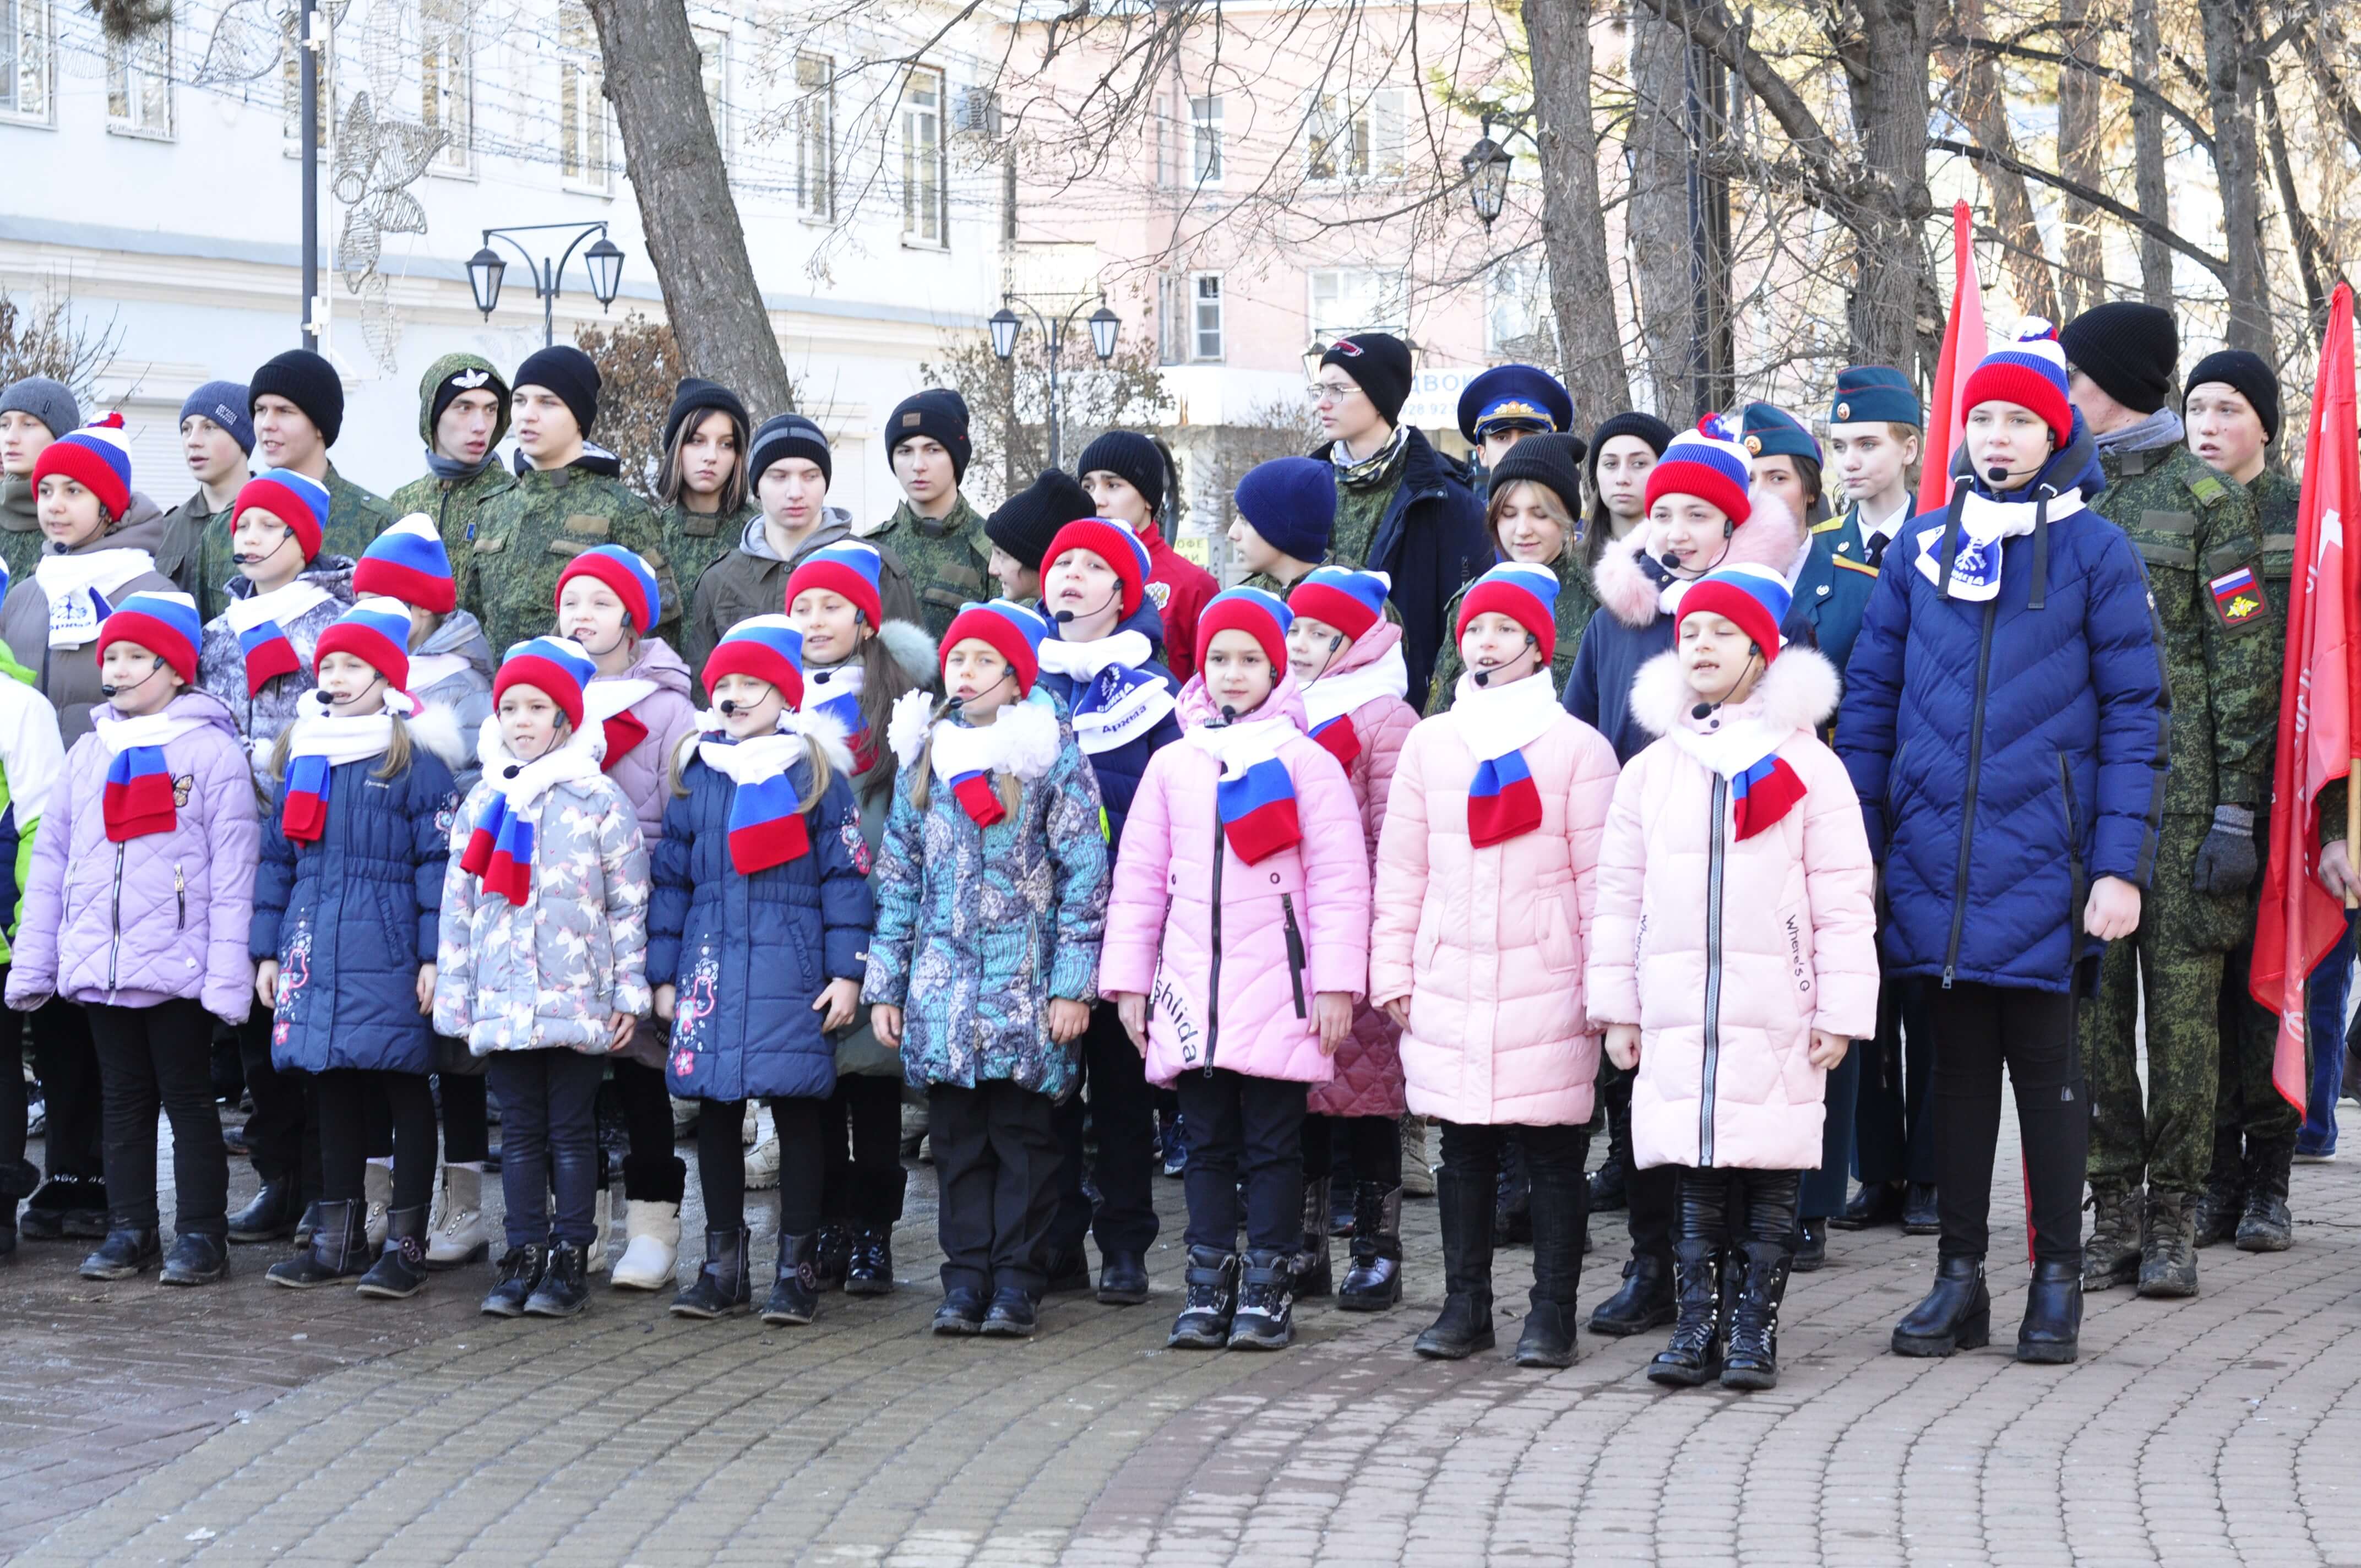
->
xmin=955 ymin=86 xmax=1002 ymax=138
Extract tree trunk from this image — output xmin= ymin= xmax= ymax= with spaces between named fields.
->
xmin=2129 ymin=0 xmax=2173 ymax=308
xmin=2259 ymin=59 xmax=2331 ymax=346
xmin=1847 ymin=1 xmax=1935 ymax=378
xmin=2055 ymin=0 xmax=2104 ymax=314
xmin=1524 ymin=0 xmax=1631 ymax=424
xmin=1626 ymin=12 xmax=1695 ymax=416
xmin=1953 ymin=0 xmax=2058 ymax=323
xmin=2197 ymin=0 xmax=2272 ymax=356
xmin=581 ymin=0 xmax=798 ymax=418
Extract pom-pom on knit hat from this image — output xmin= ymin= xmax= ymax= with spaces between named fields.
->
xmin=31 ymin=412 xmax=134 ymax=524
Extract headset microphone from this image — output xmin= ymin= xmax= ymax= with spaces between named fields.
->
xmin=1658 ymin=550 xmax=1684 ymax=571
xmin=99 ymin=661 xmax=167 ymax=700
xmin=231 ymin=532 xmax=295 ymax=569
xmin=1687 ymin=646 xmax=1761 ymax=723
xmin=718 ymin=699 xmax=742 ymax=716
xmin=1987 ymin=464 xmax=2012 ymax=484
xmin=1472 ymin=670 xmax=1490 ymax=687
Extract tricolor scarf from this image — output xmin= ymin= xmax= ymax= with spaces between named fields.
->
xmin=36 ymin=547 xmax=156 ymax=649
xmin=802 ymin=662 xmax=873 ymax=774
xmin=1036 ymin=629 xmax=1176 ymax=756
xmin=223 ymin=580 xmax=334 ymax=696
xmin=1445 ymin=669 xmax=1561 ymax=848
xmin=1299 ymin=640 xmax=1409 ymax=770
xmin=582 ymin=676 xmax=657 ymax=774
xmin=929 ymin=722 xmax=1013 ymax=827
xmin=696 ymin=728 xmax=815 ymax=874
xmin=279 ymin=698 xmax=401 ymax=842
xmin=1913 ymin=484 xmax=2087 ymax=603
xmin=460 ymin=720 xmax=606 ymax=904
xmin=94 ymin=707 xmax=207 ymax=841
xmin=1184 ymin=710 xmax=1302 ymax=865
xmin=892 ymin=688 xmax=1063 ymax=831
xmin=1664 ymin=707 xmax=1808 ymax=841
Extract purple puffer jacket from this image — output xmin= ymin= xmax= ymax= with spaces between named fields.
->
xmin=5 ymin=691 xmax=260 ymax=1023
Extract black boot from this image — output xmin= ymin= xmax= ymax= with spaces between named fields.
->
xmin=1646 ymin=1239 xmax=1726 ymax=1386
xmin=669 ymin=1228 xmax=752 ymax=1319
xmin=525 ymin=1240 xmax=590 ymax=1316
xmin=2015 ymin=1257 xmax=2082 ymax=1364
xmin=2193 ymin=1121 xmax=2245 ymax=1248
xmin=356 ymin=1205 xmax=431 ymax=1299
xmin=1295 ymin=1175 xmax=1334 ymax=1299
xmin=265 ymin=1199 xmax=370 ymax=1288
xmin=80 ymin=1223 xmax=161 ymax=1280
xmin=1097 ymin=1249 xmax=1150 ymax=1305
xmin=2236 ymin=1138 xmax=2294 ymax=1253
xmin=1719 ymin=1173 xmax=1797 ymax=1389
xmin=23 ymin=1173 xmax=108 ymax=1241
xmin=1168 ymin=1246 xmax=1239 ymax=1349
xmin=812 ymin=1224 xmax=851 ymax=1291
xmin=1891 ymin=1255 xmax=1990 ymax=1357
xmin=1792 ymin=1217 xmax=1828 ymax=1272
xmin=2136 ymin=1188 xmax=2199 ymax=1298
xmin=295 ymin=1200 xmax=323 ymax=1246
xmin=1588 ymin=1254 xmax=1676 ymax=1336
xmin=1493 ymin=1140 xmax=1532 ymax=1246
xmin=1832 ymin=1179 xmax=1904 ymax=1231
xmin=1228 ymin=1249 xmax=1296 ymax=1350
xmin=226 ymin=1179 xmax=301 ymax=1243
xmin=1516 ymin=1136 xmax=1586 ymax=1368
xmin=2082 ymin=1185 xmax=2142 ymax=1291
xmin=845 ymin=1224 xmax=896 ymax=1294
xmin=158 ymin=1229 xmax=229 ymax=1286
xmin=1590 ymin=1080 xmax=1633 ymax=1212
xmin=480 ymin=1242 xmax=547 ymax=1316
xmin=1414 ymin=1159 xmax=1495 ymax=1359
xmin=1900 ymin=1182 xmax=1940 ymax=1235
xmin=760 ymin=1231 xmax=822 ymax=1325
xmin=1337 ymin=1183 xmax=1403 ymax=1311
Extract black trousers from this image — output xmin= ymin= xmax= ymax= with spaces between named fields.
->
xmin=611 ymin=1057 xmax=686 ymax=1204
xmin=1302 ymin=1112 xmax=1402 ymax=1188
xmin=1177 ymin=1068 xmax=1308 ymax=1254
xmin=1674 ymin=1165 xmax=1803 ymax=1248
xmin=1624 ymin=1161 xmax=1680 ymax=1268
xmin=1438 ymin=1120 xmax=1591 ymax=1306
xmin=30 ymin=997 xmax=104 ymax=1180
xmin=236 ymin=1000 xmax=308 ymax=1192
xmin=0 ymin=974 xmax=26 ymax=1186
xmin=930 ymin=1079 xmax=1062 ymax=1295
xmin=485 ymin=1050 xmax=606 ymax=1249
xmin=1853 ymin=976 xmax=1938 ymax=1187
xmin=436 ymin=1070 xmax=489 ymax=1164
xmin=694 ymin=1093 xmax=824 ymax=1235
xmin=1049 ymin=1006 xmax=1160 ymax=1256
xmin=88 ymin=998 xmax=227 ymax=1234
xmin=821 ymin=1072 xmax=907 ymax=1227
xmin=315 ymin=1069 xmax=436 ymax=1210
xmin=1927 ymin=981 xmax=2086 ymax=1267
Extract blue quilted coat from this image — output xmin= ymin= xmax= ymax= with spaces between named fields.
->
xmin=648 ymin=741 xmax=874 ymax=1103
xmin=1835 ymin=417 xmax=2169 ymax=994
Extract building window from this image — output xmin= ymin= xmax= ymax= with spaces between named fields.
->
xmin=1 ymin=0 xmax=51 ymax=122
xmin=902 ymin=67 xmax=945 ymax=246
xmin=1309 ymin=268 xmax=1408 ymax=339
xmin=1190 ymin=94 xmax=1222 ymax=183
xmin=1191 ymin=274 xmax=1224 ymax=361
xmin=105 ymin=19 xmax=170 ymax=137
xmin=559 ymin=1 xmax=608 ymax=189
xmin=1307 ymin=89 xmax=1403 ymax=182
xmin=1158 ymin=273 xmax=1226 ymax=364
xmin=421 ymin=0 xmax=471 ymax=172
xmin=694 ymin=24 xmax=726 ymax=155
xmin=794 ymin=51 xmax=832 ymax=220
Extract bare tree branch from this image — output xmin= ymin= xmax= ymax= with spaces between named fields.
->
xmin=1929 ymin=137 xmax=2229 ymax=280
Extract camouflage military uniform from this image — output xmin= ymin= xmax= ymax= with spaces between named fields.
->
xmin=388 ymin=463 xmax=517 ymax=563
xmin=1425 ymin=553 xmax=1592 ymax=715
xmin=864 ymin=493 xmax=991 ymax=643
xmin=164 ymin=493 xmax=237 ymax=624
xmin=459 ymin=462 xmax=681 ymax=659
xmin=2087 ymin=441 xmax=2278 ymax=1203
xmin=655 ymin=499 xmax=755 ymax=622
xmin=317 ymin=462 xmax=396 ymax=563
xmin=0 ymin=476 xmax=41 ymax=586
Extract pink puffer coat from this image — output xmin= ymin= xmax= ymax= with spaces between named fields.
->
xmin=1301 ymin=620 xmax=1418 ymax=1119
xmin=1587 ymin=648 xmax=1879 ymax=1173
xmin=1101 ymin=669 xmax=1370 ymax=1088
xmin=586 ymin=636 xmax=699 ymax=845
xmin=1369 ymin=686 xmax=1619 ymax=1126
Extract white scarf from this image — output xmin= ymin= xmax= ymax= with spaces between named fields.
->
xmin=1035 ymin=628 xmax=1152 ymax=682
xmin=805 ymin=662 xmax=864 ymax=704
xmin=1182 ymin=710 xmax=1294 ymax=780
xmin=1913 ymin=487 xmax=2088 ymax=602
xmin=284 ymin=699 xmax=398 ymax=769
xmin=1300 ymin=641 xmax=1409 ymax=732
xmin=222 ymin=579 xmax=333 ymax=638
xmin=94 ymin=705 xmax=206 ymax=756
xmin=474 ymin=715 xmax=606 ymax=816
xmin=922 ymin=695 xmax=1063 ymax=787
xmin=1662 ymin=697 xmax=1788 ymax=781
xmin=36 ymin=547 xmax=155 ymax=648
xmin=696 ymin=728 xmax=805 ymax=786
xmin=581 ymin=676 xmax=658 ymax=725
xmin=1445 ymin=668 xmax=1562 ymax=763
xmin=1036 ymin=628 xmax=1176 ymax=755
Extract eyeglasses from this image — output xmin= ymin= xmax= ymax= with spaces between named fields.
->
xmin=1308 ymin=380 xmax=1363 ymax=405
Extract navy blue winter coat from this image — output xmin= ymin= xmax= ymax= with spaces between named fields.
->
xmin=1314 ymin=428 xmax=1493 ymax=712
xmin=1835 ymin=417 xmax=2168 ymax=994
xmin=1033 ymin=599 xmax=1182 ymax=858
xmin=648 ymin=743 xmax=874 ymax=1102
xmin=253 ymin=739 xmax=461 ymax=1075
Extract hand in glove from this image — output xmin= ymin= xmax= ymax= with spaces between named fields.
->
xmin=2191 ymin=803 xmax=2260 ymax=895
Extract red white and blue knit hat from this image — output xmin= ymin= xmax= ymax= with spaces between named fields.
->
xmin=31 ymin=412 xmax=134 ymax=523
xmin=98 ymin=591 xmax=202 ymax=683
xmin=1456 ymin=561 xmax=1564 ymax=664
xmin=235 ymin=466 xmax=333 ymax=562
xmin=785 ymin=540 xmax=886 ymax=629
xmin=1963 ymin=317 xmax=2073 ymax=448
xmin=1043 ymin=515 xmax=1154 ymax=619
xmin=1196 ymin=585 xmax=1294 ymax=674
xmin=556 ymin=543 xmax=661 ymax=634
xmin=353 ymin=515 xmax=456 ymax=613
xmin=314 ymin=597 xmax=415 ymax=693
xmin=703 ymin=615 xmax=808 ymax=709
xmin=942 ymin=598 xmax=1051 ymax=696
xmin=1288 ymin=567 xmax=1391 ymax=644
xmin=1676 ymin=564 xmax=1792 ymax=663
xmin=1645 ymin=412 xmax=1753 ymax=526
xmin=495 ymin=636 xmax=596 ymax=730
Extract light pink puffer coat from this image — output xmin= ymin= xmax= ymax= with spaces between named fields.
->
xmin=1369 ymin=688 xmax=1619 ymax=1127
xmin=1587 ymin=648 xmax=1879 ymax=1173
xmin=589 ymin=636 xmax=699 ymax=845
xmin=1101 ymin=670 xmax=1370 ymax=1088
xmin=1302 ymin=620 xmax=1418 ymax=1120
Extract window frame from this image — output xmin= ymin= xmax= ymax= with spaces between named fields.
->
xmin=1189 ymin=92 xmax=1222 ymax=185
xmin=420 ymin=0 xmax=474 ymax=176
xmin=900 ymin=64 xmax=947 ymax=248
xmin=793 ymin=48 xmax=834 ymax=222
xmin=558 ymin=0 xmax=612 ymax=194
xmin=0 ymin=0 xmax=54 ymax=126
xmin=1307 ymin=266 xmax=1409 ymax=340
xmin=1190 ymin=272 xmax=1225 ymax=363
xmin=1305 ymin=87 xmax=1404 ymax=184
xmin=105 ymin=14 xmax=172 ymax=140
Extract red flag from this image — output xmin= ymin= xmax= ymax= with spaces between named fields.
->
xmin=1917 ymin=200 xmax=1990 ymax=516
xmin=2250 ymin=281 xmax=2360 ymax=1112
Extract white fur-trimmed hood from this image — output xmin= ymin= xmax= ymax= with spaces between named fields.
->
xmin=406 ymin=701 xmax=467 ymax=770
xmin=1629 ymin=643 xmax=1841 ymax=741
xmin=874 ymin=618 xmax=939 ymax=688
xmin=1590 ymin=492 xmax=1807 ymax=630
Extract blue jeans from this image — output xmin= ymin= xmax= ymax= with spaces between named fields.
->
xmin=2299 ymin=914 xmax=2357 ymax=1156
xmin=485 ymin=1049 xmax=607 ymax=1248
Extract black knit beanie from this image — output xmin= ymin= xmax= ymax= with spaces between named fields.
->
xmin=886 ymin=389 xmax=971 ymax=482
xmin=250 ymin=349 xmax=346 ymax=447
xmin=1489 ymin=432 xmax=1588 ymax=511
xmin=2060 ymin=302 xmax=2178 ymax=415
xmin=748 ymin=412 xmax=831 ymax=488
xmin=513 ymin=345 xmax=603 ymax=438
xmin=663 ymin=377 xmax=750 ymax=453
xmin=986 ymin=469 xmax=1095 ymax=572
xmin=2184 ymin=349 xmax=2281 ymax=443
xmin=1320 ymin=333 xmax=1414 ymax=425
xmin=1583 ymin=410 xmax=1674 ymax=493
xmin=1074 ymin=430 xmax=1168 ymax=516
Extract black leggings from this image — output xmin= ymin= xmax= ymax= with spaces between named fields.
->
xmin=1301 ymin=1112 xmax=1403 ymax=1189
xmin=1674 ymin=1166 xmax=1802 ymax=1248
xmin=315 ymin=1069 xmax=436 ymax=1211
xmin=1927 ymin=981 xmax=2087 ymax=1267
xmin=695 ymin=1095 xmax=825 ymax=1234
xmin=822 ymin=1073 xmax=907 ymax=1227
xmin=88 ymin=999 xmax=226 ymax=1233
xmin=436 ymin=1071 xmax=489 ymax=1164
xmin=612 ymin=1057 xmax=688 ymax=1204
xmin=32 ymin=997 xmax=105 ymax=1180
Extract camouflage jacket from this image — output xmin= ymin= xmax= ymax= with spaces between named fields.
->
xmin=388 ymin=461 xmax=518 ymax=563
xmin=1427 ymin=552 xmax=1593 ymax=716
xmin=162 ymin=491 xmax=238 ymax=624
xmin=319 ymin=462 xmax=397 ymax=562
xmin=655 ymin=498 xmax=757 ymax=632
xmin=862 ymin=494 xmax=991 ymax=641
xmin=2091 ymin=440 xmax=2275 ymax=813
xmin=458 ymin=461 xmax=680 ymax=658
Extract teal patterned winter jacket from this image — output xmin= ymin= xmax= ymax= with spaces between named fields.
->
xmin=862 ymin=689 xmax=1109 ymax=1099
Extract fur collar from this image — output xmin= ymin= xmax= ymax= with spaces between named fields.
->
xmin=1629 ymin=645 xmax=1841 ymax=741
xmin=874 ymin=618 xmax=938 ymax=687
xmin=886 ymin=687 xmax=1064 ymax=780
xmin=1589 ymin=493 xmax=1807 ymax=630
xmin=407 ymin=701 xmax=467 ymax=770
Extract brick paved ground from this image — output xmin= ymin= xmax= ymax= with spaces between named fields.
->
xmin=8 ymin=1096 xmax=2361 ymax=1566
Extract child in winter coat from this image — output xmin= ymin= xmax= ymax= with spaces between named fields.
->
xmin=651 ymin=618 xmax=874 ymax=1325
xmin=864 ymin=600 xmax=1108 ymax=1339
xmin=0 ymin=578 xmax=66 ymax=1259
xmin=1285 ymin=566 xmax=1418 ymax=1309
xmin=558 ymin=544 xmax=699 ymax=1287
xmin=1587 ymin=565 xmax=1878 ymax=1391
xmin=434 ymin=636 xmax=650 ymax=1320
xmin=785 ymin=541 xmax=933 ymax=1295
xmin=1102 ymin=587 xmax=1371 ymax=1353
xmin=6 ymin=594 xmax=259 ymax=1286
xmin=254 ymin=600 xmax=465 ymax=1299
xmin=1369 ymin=563 xmax=1619 ymax=1369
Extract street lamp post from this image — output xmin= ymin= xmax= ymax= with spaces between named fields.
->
xmin=468 ymin=222 xmax=627 ymax=347
xmin=1457 ymin=111 xmax=1532 ymax=230
xmin=988 ymin=293 xmax=1122 ymax=470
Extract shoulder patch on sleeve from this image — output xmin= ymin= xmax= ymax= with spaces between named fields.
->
xmin=1834 ymin=556 xmax=1880 ymax=578
xmin=2188 ymin=471 xmax=2229 ymax=507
